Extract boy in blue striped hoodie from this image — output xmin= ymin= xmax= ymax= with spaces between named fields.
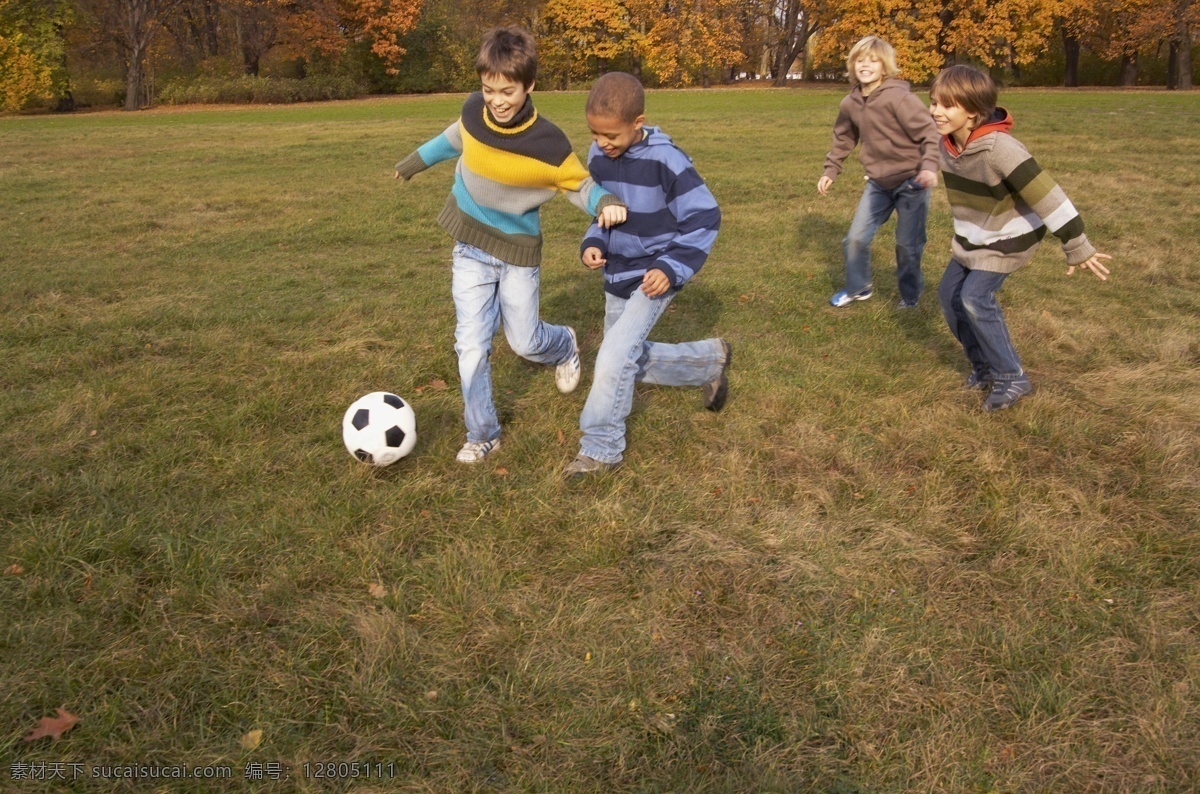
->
xmin=394 ymin=27 xmax=626 ymax=464
xmin=565 ymin=72 xmax=730 ymax=478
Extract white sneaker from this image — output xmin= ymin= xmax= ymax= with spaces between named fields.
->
xmin=555 ymin=326 xmax=581 ymax=394
xmin=456 ymin=438 xmax=500 ymax=464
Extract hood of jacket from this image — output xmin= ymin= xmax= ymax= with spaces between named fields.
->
xmin=943 ymin=107 xmax=1014 ymax=157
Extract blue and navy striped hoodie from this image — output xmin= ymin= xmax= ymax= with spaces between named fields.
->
xmin=581 ymin=127 xmax=721 ymax=298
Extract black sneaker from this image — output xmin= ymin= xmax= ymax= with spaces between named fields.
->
xmin=703 ymin=339 xmax=732 ymax=412
xmin=982 ymin=377 xmax=1032 ymax=412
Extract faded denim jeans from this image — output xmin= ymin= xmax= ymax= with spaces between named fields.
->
xmin=578 ymin=288 xmax=726 ymax=464
xmin=451 ymin=242 xmax=574 ymax=443
xmin=937 ymin=259 xmax=1024 ymax=381
xmin=841 ymin=177 xmax=931 ymax=303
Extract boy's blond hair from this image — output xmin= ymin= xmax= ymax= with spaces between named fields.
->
xmin=476 ymin=26 xmax=538 ymax=88
xmin=930 ymin=65 xmax=998 ymax=127
xmin=846 ymin=36 xmax=899 ymax=85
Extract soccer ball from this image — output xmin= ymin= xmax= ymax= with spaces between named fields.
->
xmin=342 ymin=392 xmax=417 ymax=466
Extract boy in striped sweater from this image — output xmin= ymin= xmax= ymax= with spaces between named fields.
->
xmin=564 ymin=72 xmax=729 ymax=478
xmin=929 ymin=65 xmax=1112 ymax=412
xmin=394 ymin=27 xmax=626 ymax=464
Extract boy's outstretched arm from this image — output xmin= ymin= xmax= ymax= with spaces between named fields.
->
xmin=394 ymin=121 xmax=463 ymax=180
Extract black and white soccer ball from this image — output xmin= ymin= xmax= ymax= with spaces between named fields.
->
xmin=342 ymin=392 xmax=417 ymax=467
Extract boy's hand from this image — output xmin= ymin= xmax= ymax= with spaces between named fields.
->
xmin=1068 ymin=252 xmax=1112 ymax=281
xmin=598 ymin=204 xmax=627 ymax=228
xmin=582 ymin=247 xmax=606 ymax=270
xmin=641 ymin=269 xmax=670 ymax=298
xmin=915 ymin=169 xmax=938 ymax=189
xmin=817 ymin=175 xmax=834 ymax=196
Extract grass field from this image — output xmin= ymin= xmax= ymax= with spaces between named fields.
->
xmin=2 ymin=87 xmax=1199 ymax=792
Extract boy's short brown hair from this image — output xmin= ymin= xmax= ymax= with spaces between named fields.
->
xmin=846 ymin=36 xmax=899 ymax=85
xmin=476 ymin=26 xmax=537 ymax=87
xmin=585 ymin=71 xmax=645 ymax=122
xmin=930 ymin=65 xmax=998 ymax=124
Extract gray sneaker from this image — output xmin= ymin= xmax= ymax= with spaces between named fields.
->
xmin=965 ymin=370 xmax=991 ymax=391
xmin=456 ymin=438 xmax=500 ymax=464
xmin=555 ymin=326 xmax=581 ymax=394
xmin=564 ymin=454 xmax=618 ymax=479
xmin=982 ymin=377 xmax=1032 ymax=412
xmin=702 ymin=339 xmax=732 ymax=412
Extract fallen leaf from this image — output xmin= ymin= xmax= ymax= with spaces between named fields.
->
xmin=368 ymin=583 xmax=386 ymax=599
xmin=424 ymin=690 xmax=438 ymax=700
xmin=494 ymin=467 xmax=509 ymax=477
xmin=24 ymin=708 xmax=79 ymax=742
xmin=240 ymin=729 xmax=263 ymax=750
xmin=428 ymin=379 xmax=448 ymax=391
xmin=419 ymin=510 xmax=432 ymax=519
xmin=4 ymin=564 xmax=24 ymax=576
xmin=557 ymin=429 xmax=565 ymax=444
xmin=802 ymin=325 xmax=811 ymax=331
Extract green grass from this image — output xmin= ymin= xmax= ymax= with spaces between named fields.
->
xmin=2 ymin=88 xmax=1199 ymax=792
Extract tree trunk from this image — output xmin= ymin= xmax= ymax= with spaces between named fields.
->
xmin=1178 ymin=3 xmax=1193 ymax=90
xmin=1180 ymin=34 xmax=1193 ymax=90
xmin=1168 ymin=40 xmax=1179 ymax=89
xmin=1120 ymin=53 xmax=1137 ymax=86
xmin=1062 ymin=29 xmax=1080 ymax=86
xmin=124 ymin=42 xmax=145 ymax=110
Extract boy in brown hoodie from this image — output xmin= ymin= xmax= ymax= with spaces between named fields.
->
xmin=819 ymin=36 xmax=940 ymax=308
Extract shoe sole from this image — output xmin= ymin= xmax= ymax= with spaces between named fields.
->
xmin=704 ymin=340 xmax=732 ymax=411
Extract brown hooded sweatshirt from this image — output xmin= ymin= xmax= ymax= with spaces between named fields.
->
xmin=821 ymin=78 xmax=940 ymax=190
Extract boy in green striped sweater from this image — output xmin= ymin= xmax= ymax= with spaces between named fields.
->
xmin=929 ymin=65 xmax=1112 ymax=412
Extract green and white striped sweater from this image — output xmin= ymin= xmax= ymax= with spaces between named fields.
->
xmin=940 ymin=109 xmax=1096 ymax=274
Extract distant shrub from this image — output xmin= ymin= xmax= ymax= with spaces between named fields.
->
xmin=70 ymin=77 xmax=123 ymax=108
xmin=158 ymin=75 xmax=361 ymax=106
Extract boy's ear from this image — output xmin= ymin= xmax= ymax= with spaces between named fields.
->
xmin=634 ymin=114 xmax=646 ymax=130
xmin=527 ymin=79 xmax=536 ymax=92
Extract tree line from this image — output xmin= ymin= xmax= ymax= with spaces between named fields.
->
xmin=1 ymin=0 xmax=1195 ymax=112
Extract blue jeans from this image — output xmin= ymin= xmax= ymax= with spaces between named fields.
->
xmin=451 ymin=242 xmax=575 ymax=444
xmin=937 ymin=260 xmax=1024 ymax=381
xmin=842 ymin=177 xmax=931 ymax=302
xmin=578 ymin=289 xmax=726 ymax=464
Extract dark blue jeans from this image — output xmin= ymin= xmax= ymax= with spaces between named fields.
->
xmin=937 ymin=260 xmax=1024 ymax=381
xmin=841 ymin=177 xmax=931 ymax=302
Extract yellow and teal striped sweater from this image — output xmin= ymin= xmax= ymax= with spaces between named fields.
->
xmin=395 ymin=93 xmax=620 ymax=267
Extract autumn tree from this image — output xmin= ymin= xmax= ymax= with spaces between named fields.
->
xmin=625 ymin=0 xmax=746 ymax=86
xmin=768 ymin=0 xmax=826 ymax=84
xmin=0 ymin=0 xmax=72 ymax=110
xmin=74 ymin=0 xmax=182 ymax=109
xmin=812 ymin=0 xmax=946 ymax=82
xmin=537 ymin=0 xmax=639 ymax=86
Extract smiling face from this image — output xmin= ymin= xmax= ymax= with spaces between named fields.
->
xmin=854 ymin=54 xmax=885 ymax=94
xmin=929 ymin=94 xmax=976 ymax=147
xmin=586 ymin=112 xmax=645 ymax=159
xmin=480 ymin=72 xmax=532 ymax=124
